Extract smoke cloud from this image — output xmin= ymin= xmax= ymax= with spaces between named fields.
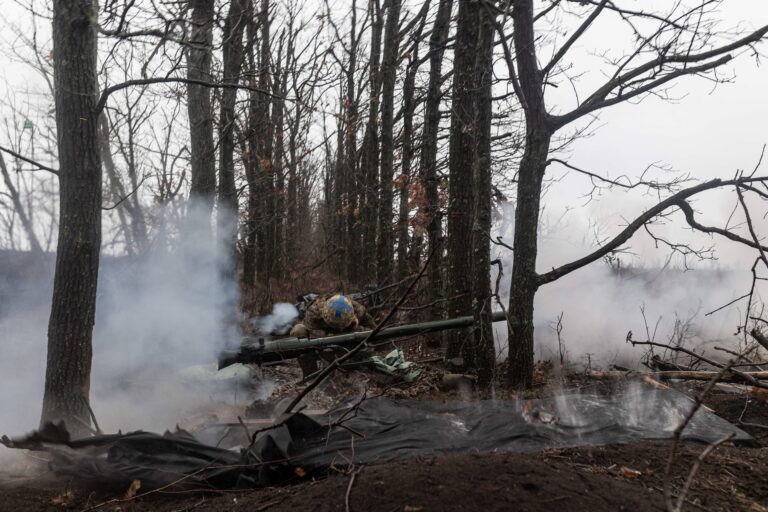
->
xmin=250 ymin=303 xmax=299 ymax=336
xmin=0 ymin=202 xmax=264 ymax=459
xmin=491 ymin=197 xmax=759 ymax=369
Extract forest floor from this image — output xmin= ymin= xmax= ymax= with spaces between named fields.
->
xmin=2 ymin=361 xmax=768 ymax=512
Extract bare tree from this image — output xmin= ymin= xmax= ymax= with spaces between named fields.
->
xmin=497 ymin=0 xmax=768 ymax=387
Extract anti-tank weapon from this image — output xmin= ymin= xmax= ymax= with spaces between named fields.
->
xmin=218 ymin=310 xmax=508 ymax=369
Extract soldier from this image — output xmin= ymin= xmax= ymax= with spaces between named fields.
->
xmin=290 ymin=294 xmax=376 ymax=376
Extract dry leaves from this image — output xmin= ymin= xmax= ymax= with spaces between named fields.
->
xmin=619 ymin=467 xmax=642 ymax=479
xmin=123 ymin=479 xmax=141 ymax=500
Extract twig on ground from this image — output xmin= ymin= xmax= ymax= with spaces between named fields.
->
xmin=663 ymin=346 xmax=756 ymax=512
xmin=674 ymin=434 xmax=735 ymax=511
xmin=345 ymin=468 xmax=360 ymax=512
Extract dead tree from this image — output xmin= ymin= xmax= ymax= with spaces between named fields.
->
xmin=498 ymin=0 xmax=768 ymax=388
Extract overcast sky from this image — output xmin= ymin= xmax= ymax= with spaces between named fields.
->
xmin=1 ymin=1 xmax=767 ymax=269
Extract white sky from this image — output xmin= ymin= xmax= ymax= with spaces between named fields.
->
xmin=0 ymin=1 xmax=767 ymax=268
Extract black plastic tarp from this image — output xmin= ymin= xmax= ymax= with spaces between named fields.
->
xmin=2 ymin=388 xmax=756 ymax=489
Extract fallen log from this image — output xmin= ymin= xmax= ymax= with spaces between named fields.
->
xmin=588 ymin=369 xmax=768 ymax=384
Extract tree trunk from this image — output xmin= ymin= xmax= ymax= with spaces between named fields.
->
xmin=507 ymin=0 xmax=551 ymax=388
xmin=98 ymin=115 xmax=134 ymax=254
xmin=218 ymin=0 xmax=248 ymax=271
xmin=376 ymin=0 xmax=403 ymax=286
xmin=469 ymin=6 xmax=496 ymax=387
xmin=417 ymin=0 xmax=451 ymax=341
xmin=396 ymin=46 xmax=421 ymax=284
xmin=243 ymin=11 xmax=259 ymax=287
xmin=271 ymin=36 xmax=286 ymax=278
xmin=42 ymin=0 xmax=102 ymax=437
xmin=0 ymin=152 xmax=43 ymax=253
xmin=257 ymin=0 xmax=274 ymax=283
xmin=445 ymin=0 xmax=480 ymax=360
xmin=360 ymin=0 xmax=384 ymax=285
xmin=186 ymin=0 xmax=216 ymax=211
xmin=342 ymin=0 xmax=360 ymax=282
xmin=286 ymin=100 xmax=301 ymax=266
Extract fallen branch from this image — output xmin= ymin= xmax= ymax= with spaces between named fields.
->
xmin=626 ymin=336 xmax=768 ymax=389
xmin=588 ymin=369 xmax=768 ymax=383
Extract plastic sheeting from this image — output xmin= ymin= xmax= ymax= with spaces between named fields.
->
xmin=2 ymin=388 xmax=756 ymax=489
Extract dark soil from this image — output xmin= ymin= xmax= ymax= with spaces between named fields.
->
xmin=3 ymin=442 xmax=767 ymax=512
xmin=3 ymin=382 xmax=767 ymax=511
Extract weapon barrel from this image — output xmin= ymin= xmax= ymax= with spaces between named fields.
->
xmin=218 ymin=310 xmax=507 ymax=369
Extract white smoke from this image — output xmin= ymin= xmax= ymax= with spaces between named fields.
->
xmin=491 ymin=197 xmax=761 ymax=369
xmin=0 ymin=201 xmax=262 ymax=455
xmin=250 ymin=303 xmax=299 ymax=335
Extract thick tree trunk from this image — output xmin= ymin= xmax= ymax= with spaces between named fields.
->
xmin=186 ymin=0 xmax=216 ymax=210
xmin=469 ymin=6 xmax=496 ymax=386
xmin=417 ymin=0 xmax=452 ymax=340
xmin=445 ymin=0 xmax=480 ymax=360
xmin=507 ymin=0 xmax=551 ymax=388
xmin=218 ymin=0 xmax=247 ymax=268
xmin=376 ymin=0 xmax=403 ymax=286
xmin=42 ymin=0 xmax=102 ymax=437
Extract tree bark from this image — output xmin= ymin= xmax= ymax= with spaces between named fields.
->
xmin=243 ymin=9 xmax=259 ymax=287
xmin=218 ymin=0 xmax=248 ymax=271
xmin=271 ymin=35 xmax=286 ymax=278
xmin=507 ymin=0 xmax=551 ymax=388
xmin=469 ymin=6 xmax=496 ymax=386
xmin=396 ymin=52 xmax=419 ymax=284
xmin=342 ymin=0 xmax=360 ymax=282
xmin=445 ymin=0 xmax=480 ymax=360
xmin=360 ymin=0 xmax=384 ymax=285
xmin=186 ymin=0 xmax=216 ymax=211
xmin=256 ymin=0 xmax=274 ymax=283
xmin=42 ymin=0 xmax=102 ymax=437
xmin=376 ymin=0 xmax=403 ymax=286
xmin=417 ymin=0 xmax=452 ymax=340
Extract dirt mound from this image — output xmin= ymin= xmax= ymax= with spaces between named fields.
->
xmin=3 ymin=442 xmax=767 ymax=511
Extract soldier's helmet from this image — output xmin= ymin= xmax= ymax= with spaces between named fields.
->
xmin=322 ymin=294 xmax=356 ymax=330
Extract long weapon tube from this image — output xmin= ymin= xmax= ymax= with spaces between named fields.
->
xmin=219 ymin=310 xmax=508 ymax=369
